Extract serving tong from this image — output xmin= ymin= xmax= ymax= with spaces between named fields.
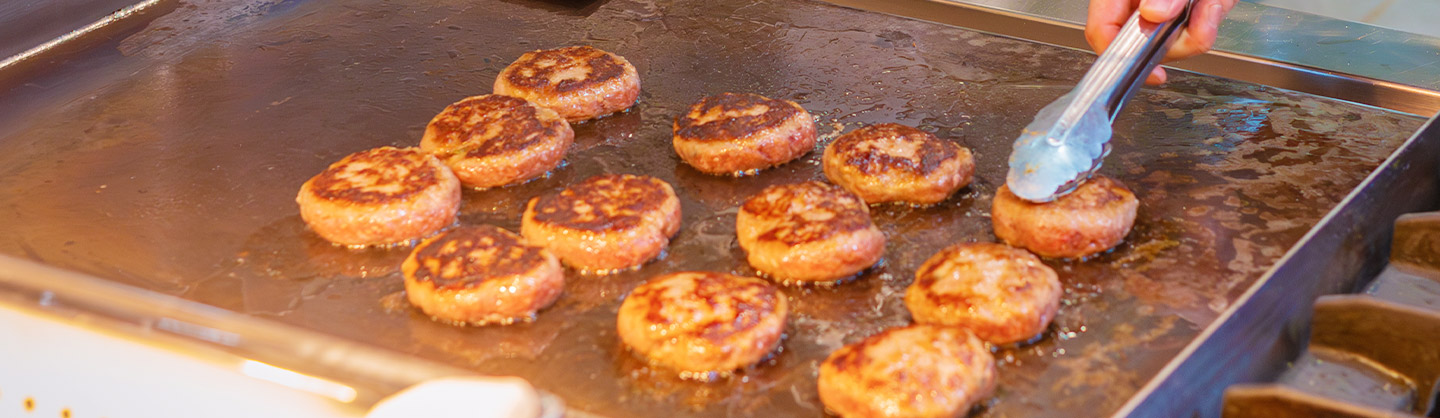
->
xmin=1005 ymin=0 xmax=1196 ymax=202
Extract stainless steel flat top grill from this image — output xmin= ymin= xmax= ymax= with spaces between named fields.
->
xmin=0 ymin=0 xmax=1435 ymax=417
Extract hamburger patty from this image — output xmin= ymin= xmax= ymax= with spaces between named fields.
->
xmin=421 ymin=94 xmax=573 ymax=189
xmin=905 ymin=242 xmax=1062 ymax=345
xmin=818 ymin=324 xmax=997 ymax=418
xmin=403 ymin=225 xmax=565 ymax=326
xmin=823 ymin=123 xmax=974 ymax=205
xmin=736 ymin=181 xmax=885 ymax=284
xmin=616 ymin=271 xmax=787 ymax=379
xmin=992 ymin=175 xmax=1138 ymax=259
xmin=521 ymin=174 xmax=681 ymax=273
xmin=494 ymin=45 xmax=640 ymax=122
xmin=296 ymin=146 xmax=460 ymax=247
xmin=672 ymin=93 xmax=816 ymax=175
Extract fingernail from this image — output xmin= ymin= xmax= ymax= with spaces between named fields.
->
xmin=1141 ymin=0 xmax=1182 ymax=13
xmin=1139 ymin=0 xmax=1184 ymax=22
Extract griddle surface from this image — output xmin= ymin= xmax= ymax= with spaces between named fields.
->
xmin=0 ymin=0 xmax=1424 ymax=416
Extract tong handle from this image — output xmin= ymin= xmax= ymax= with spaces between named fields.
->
xmin=1066 ymin=0 xmax=1195 ymax=123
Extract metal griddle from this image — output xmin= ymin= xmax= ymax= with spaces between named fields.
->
xmin=0 ymin=0 xmax=1427 ymax=416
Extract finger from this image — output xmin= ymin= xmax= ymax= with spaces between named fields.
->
xmin=1086 ymin=0 xmax=1142 ymax=54
xmin=1145 ymin=67 xmax=1168 ymax=85
xmin=1164 ymin=0 xmax=1236 ymax=61
xmin=1195 ymin=0 xmax=1237 ymax=45
xmin=1138 ymin=0 xmax=1185 ymax=23
xmin=1085 ymin=22 xmax=1123 ymax=55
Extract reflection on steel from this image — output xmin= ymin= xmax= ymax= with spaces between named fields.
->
xmin=817 ymin=0 xmax=1440 ymax=116
xmin=0 ymin=0 xmax=176 ymax=80
xmin=0 ymin=255 xmax=475 ymax=409
xmin=241 ymin=360 xmax=361 ymax=403
xmin=0 ymin=0 xmax=156 ymax=58
xmin=1118 ymin=114 xmax=1440 ymax=417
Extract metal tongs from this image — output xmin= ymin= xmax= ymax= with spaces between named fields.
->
xmin=1005 ymin=0 xmax=1195 ymax=202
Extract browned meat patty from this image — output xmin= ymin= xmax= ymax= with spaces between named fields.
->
xmin=818 ymin=324 xmax=997 ymax=418
xmin=296 ymin=147 xmax=460 ymax=247
xmin=493 ymin=46 xmax=640 ymax=122
xmin=992 ymin=175 xmax=1138 ymax=259
xmin=736 ymin=181 xmax=885 ymax=284
xmin=521 ymin=174 xmax=681 ymax=273
xmin=672 ymin=93 xmax=817 ymax=175
xmin=905 ymin=242 xmax=1061 ymax=345
xmin=822 ymin=123 xmax=974 ymax=205
xmin=420 ymin=94 xmax=573 ymax=189
xmin=403 ymin=225 xmax=564 ymax=325
xmin=616 ymin=271 xmax=787 ymax=378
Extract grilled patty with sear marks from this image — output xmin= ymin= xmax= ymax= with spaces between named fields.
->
xmin=818 ymin=324 xmax=997 ymax=418
xmin=521 ymin=174 xmax=681 ymax=272
xmin=296 ymin=146 xmax=460 ymax=247
xmin=420 ymin=94 xmax=573 ymax=189
xmin=992 ymin=175 xmax=1138 ymax=259
xmin=823 ymin=123 xmax=974 ymax=205
xmin=403 ymin=225 xmax=564 ymax=326
xmin=494 ymin=46 xmax=640 ymax=122
xmin=736 ymin=181 xmax=885 ymax=283
xmin=672 ymin=93 xmax=816 ymax=175
xmin=906 ymin=242 xmax=1061 ymax=345
xmin=616 ymin=271 xmax=787 ymax=378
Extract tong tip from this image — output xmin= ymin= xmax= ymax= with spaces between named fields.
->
xmin=1005 ymin=97 xmax=1113 ymax=203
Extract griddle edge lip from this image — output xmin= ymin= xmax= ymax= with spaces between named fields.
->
xmin=0 ymin=253 xmax=479 ymax=410
xmin=1113 ymin=114 xmax=1440 ymax=416
xmin=815 ymin=0 xmax=1440 ymax=117
xmin=0 ymin=0 xmax=179 ymax=87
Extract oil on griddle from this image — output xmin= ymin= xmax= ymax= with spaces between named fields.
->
xmin=0 ymin=0 xmax=1424 ymax=416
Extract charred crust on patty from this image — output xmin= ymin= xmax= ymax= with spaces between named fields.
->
xmin=501 ymin=46 xmax=627 ymax=94
xmin=529 ymin=174 xmax=672 ymax=232
xmin=741 ymin=182 xmax=872 ymax=245
xmin=673 ymin=93 xmax=802 ymax=141
xmin=1044 ymin=175 xmax=1128 ymax=209
xmin=904 ymin=243 xmax=1061 ymax=345
xmin=307 ymin=147 xmax=441 ymax=203
xmin=671 ymin=93 xmax=817 ymax=176
xmin=995 ymin=175 xmax=1131 ymax=213
xmin=408 ymin=225 xmax=551 ymax=290
xmin=630 ymin=272 xmax=780 ymax=343
xmin=617 ymin=271 xmax=787 ymax=375
xmin=825 ymin=330 xmax=884 ymax=374
xmin=825 ymin=327 xmax=990 ymax=377
xmin=424 ymin=95 xmax=567 ymax=158
xmin=830 ymin=123 xmax=960 ymax=176
xmin=818 ymin=325 xmax=997 ymax=418
xmin=993 ymin=174 xmax=1139 ymax=259
xmin=912 ymin=244 xmax=1050 ymax=306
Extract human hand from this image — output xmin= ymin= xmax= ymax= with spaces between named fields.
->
xmin=1085 ymin=0 xmax=1236 ymax=84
